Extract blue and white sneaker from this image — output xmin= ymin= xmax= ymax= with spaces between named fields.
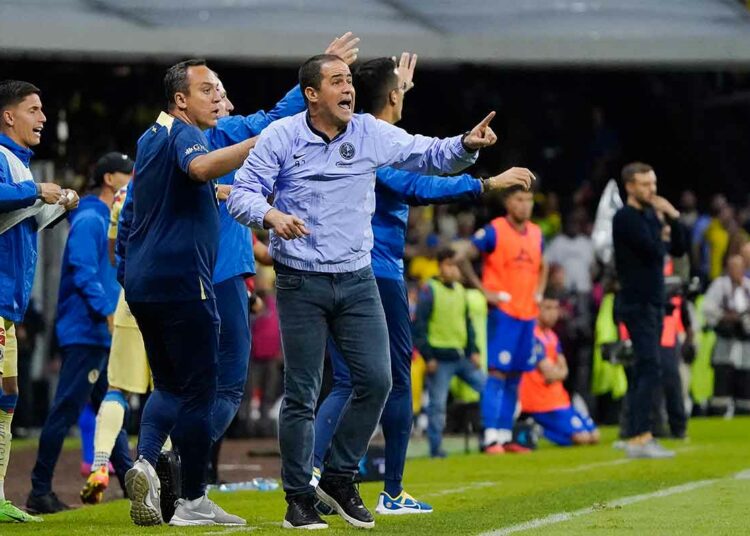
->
xmin=375 ymin=491 xmax=433 ymax=515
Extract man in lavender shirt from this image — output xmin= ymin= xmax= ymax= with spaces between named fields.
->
xmin=227 ymin=53 xmax=497 ymax=530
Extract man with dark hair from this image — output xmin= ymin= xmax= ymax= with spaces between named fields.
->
xmin=312 ymin=53 xmax=532 ymax=515
xmin=200 ymin=33 xmax=360 ymax=488
xmin=519 ymin=290 xmax=599 ymax=446
xmin=612 ymin=161 xmax=685 ymax=458
xmin=0 ymin=79 xmax=78 ymax=523
xmin=229 ymin=51 xmax=498 ymax=529
xmin=460 ymin=184 xmax=548 ymax=455
xmin=413 ymin=246 xmax=484 ymax=457
xmin=119 ymin=59 xmax=255 ymax=527
xmin=28 ymin=152 xmax=133 ymax=514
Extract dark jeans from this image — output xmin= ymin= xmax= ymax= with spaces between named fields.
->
xmin=313 ymin=277 xmax=413 ymax=492
xmin=275 ymin=263 xmax=391 ymax=499
xmin=31 ymin=344 xmax=132 ymax=495
xmin=620 ymin=303 xmax=663 ymax=437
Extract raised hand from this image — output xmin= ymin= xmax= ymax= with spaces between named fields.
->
xmin=392 ymin=52 xmax=418 ymax=93
xmin=325 ymin=31 xmax=361 ymax=66
xmin=264 ymin=208 xmax=310 ymax=240
xmin=651 ymin=195 xmax=680 ymax=220
xmin=487 ymin=167 xmax=535 ymax=192
xmin=462 ymin=111 xmax=498 ymax=151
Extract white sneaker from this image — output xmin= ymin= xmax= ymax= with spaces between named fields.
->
xmin=169 ymin=494 xmax=246 ymax=526
xmin=375 ymin=490 xmax=433 ymax=515
xmin=125 ymin=456 xmax=163 ymax=526
xmin=626 ymin=439 xmax=676 ymax=459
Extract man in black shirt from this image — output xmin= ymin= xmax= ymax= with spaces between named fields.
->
xmin=613 ymin=161 xmax=686 ymax=459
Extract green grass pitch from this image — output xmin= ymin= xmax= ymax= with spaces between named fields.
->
xmin=4 ymin=417 xmax=748 ymax=535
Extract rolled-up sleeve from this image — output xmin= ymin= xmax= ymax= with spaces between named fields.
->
xmin=227 ymin=128 xmax=282 ymax=229
xmin=372 ymin=118 xmax=478 ymax=175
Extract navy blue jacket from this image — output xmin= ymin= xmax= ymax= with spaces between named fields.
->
xmin=56 ymin=195 xmax=119 ymax=347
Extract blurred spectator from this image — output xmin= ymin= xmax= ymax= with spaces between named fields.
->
xmin=533 ymin=191 xmax=561 ymax=241
xmin=248 ymin=268 xmax=282 ymax=436
xmin=691 ymin=194 xmax=726 ymax=281
xmin=519 ymin=291 xmax=599 ymax=446
xmin=654 ymin=259 xmax=689 ymax=439
xmin=408 ymin=233 xmax=441 ymax=284
xmin=545 ymin=208 xmax=594 ymax=294
xmin=413 ymin=248 xmax=484 ymax=458
xmin=702 ymin=255 xmax=750 ymax=416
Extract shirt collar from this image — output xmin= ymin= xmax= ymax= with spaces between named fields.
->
xmin=304 ymin=110 xmax=349 ymax=144
xmin=0 ymin=133 xmax=34 ymax=165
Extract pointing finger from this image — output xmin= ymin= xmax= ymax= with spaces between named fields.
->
xmin=477 ymin=111 xmax=496 ymax=129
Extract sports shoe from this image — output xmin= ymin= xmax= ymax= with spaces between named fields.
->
xmin=484 ymin=443 xmax=505 ymax=455
xmin=503 ymin=442 xmax=532 ymax=454
xmin=375 ymin=491 xmax=433 ymax=515
xmin=155 ymin=450 xmax=181 ymax=523
xmin=80 ymin=465 xmax=109 ymax=505
xmin=169 ymin=495 xmax=246 ymax=526
xmin=316 ymin=474 xmax=374 ymax=529
xmin=0 ymin=500 xmax=42 ymax=522
xmin=125 ymin=456 xmax=163 ymax=526
xmin=626 ymin=439 xmax=676 ymax=459
xmin=25 ymin=491 xmax=70 ymax=514
xmin=283 ymin=494 xmax=328 ymax=530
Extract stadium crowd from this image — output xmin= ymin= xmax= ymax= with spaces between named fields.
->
xmin=1 ymin=30 xmax=749 ymax=530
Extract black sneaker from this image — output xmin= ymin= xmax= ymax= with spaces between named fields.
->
xmin=26 ymin=491 xmax=70 ymax=514
xmin=155 ymin=450 xmax=181 ymax=523
xmin=316 ymin=474 xmax=374 ymax=529
xmin=282 ymin=494 xmax=328 ymax=530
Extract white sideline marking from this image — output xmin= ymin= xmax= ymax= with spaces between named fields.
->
xmin=558 ymin=458 xmax=631 ymax=473
xmin=423 ymin=482 xmax=495 ymax=497
xmin=478 ymin=471 xmax=750 ymax=536
xmin=218 ymin=463 xmax=263 ymax=471
xmin=204 ymin=527 xmax=258 ymax=534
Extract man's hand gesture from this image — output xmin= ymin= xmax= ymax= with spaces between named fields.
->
xmin=486 ymin=167 xmax=535 ymax=192
xmin=264 ymin=208 xmax=310 ymax=240
xmin=463 ymin=112 xmax=498 ymax=151
xmin=325 ymin=32 xmax=361 ymax=66
xmin=393 ymin=52 xmax=418 ymax=93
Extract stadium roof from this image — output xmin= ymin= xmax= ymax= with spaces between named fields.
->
xmin=2 ymin=0 xmax=750 ymax=66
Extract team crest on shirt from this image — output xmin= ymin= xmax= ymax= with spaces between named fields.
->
xmin=499 ymin=351 xmax=511 ymax=365
xmin=88 ymin=369 xmax=100 ymax=384
xmin=339 ymin=142 xmax=355 ymax=160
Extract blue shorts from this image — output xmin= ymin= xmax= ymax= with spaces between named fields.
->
xmin=487 ymin=308 xmax=536 ymax=372
xmin=531 ymin=406 xmax=597 ymax=446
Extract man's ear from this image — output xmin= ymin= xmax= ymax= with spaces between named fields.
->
xmin=173 ymin=91 xmax=188 ymax=111
xmin=2 ymin=109 xmax=14 ymax=128
xmin=388 ymin=89 xmax=399 ymax=107
xmin=304 ymin=86 xmax=319 ymax=104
